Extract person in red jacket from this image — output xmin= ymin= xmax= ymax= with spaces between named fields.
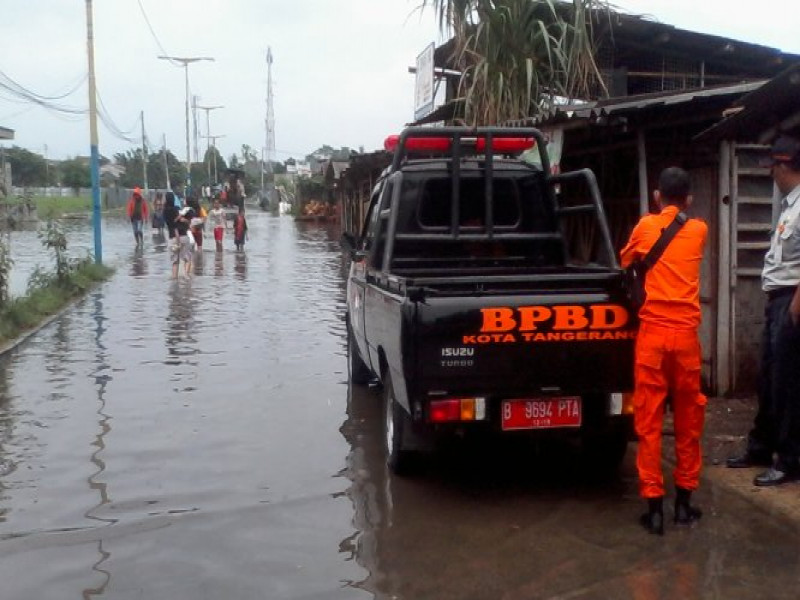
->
xmin=126 ymin=187 xmax=150 ymax=247
xmin=620 ymin=167 xmax=708 ymax=535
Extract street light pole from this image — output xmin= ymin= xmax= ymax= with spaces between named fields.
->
xmin=157 ymin=55 xmax=213 ymax=195
xmin=202 ymin=134 xmax=225 ymax=184
xmin=197 ymin=104 xmax=223 ymax=187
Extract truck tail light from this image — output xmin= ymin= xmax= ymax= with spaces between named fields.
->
xmin=622 ymin=392 xmax=635 ymax=415
xmin=429 ymin=398 xmax=486 ymax=422
xmin=610 ymin=392 xmax=635 ymax=416
xmin=430 ymin=399 xmax=460 ymax=422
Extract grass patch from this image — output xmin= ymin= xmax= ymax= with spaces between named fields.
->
xmin=0 ymin=261 xmax=114 ymax=345
xmin=3 ymin=195 xmax=92 ymax=219
xmin=33 ymin=196 xmax=92 ymax=218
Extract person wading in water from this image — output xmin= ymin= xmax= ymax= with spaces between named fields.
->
xmin=126 ymin=187 xmax=149 ymax=247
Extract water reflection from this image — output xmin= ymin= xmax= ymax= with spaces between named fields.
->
xmin=129 ymin=248 xmax=147 ymax=278
xmin=233 ymin=252 xmax=247 ymax=281
xmin=192 ymin=249 xmax=205 ymax=277
xmin=214 ymin=253 xmax=224 ymax=278
xmin=339 ymin=381 xmax=392 ymax=596
xmin=82 ymin=291 xmax=114 ymax=597
xmin=625 ymin=560 xmax=703 ymax=600
xmin=0 ymin=358 xmax=14 ymax=523
xmin=151 ymin=231 xmax=166 ymax=247
xmin=164 ymin=280 xmax=198 ymax=367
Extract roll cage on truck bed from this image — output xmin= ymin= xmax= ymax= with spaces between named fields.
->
xmin=344 ymin=126 xmax=635 ymax=475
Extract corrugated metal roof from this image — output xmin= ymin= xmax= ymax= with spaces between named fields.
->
xmin=519 ymin=81 xmax=765 ymax=128
xmin=695 ymin=64 xmax=800 ymax=143
xmin=410 ymin=82 xmax=764 ymax=129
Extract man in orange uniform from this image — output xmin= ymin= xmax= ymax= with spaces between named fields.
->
xmin=620 ymin=167 xmax=708 ymax=535
xmin=126 ymin=186 xmax=149 ymax=247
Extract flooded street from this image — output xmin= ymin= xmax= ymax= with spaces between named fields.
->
xmin=0 ymin=211 xmax=798 ymax=599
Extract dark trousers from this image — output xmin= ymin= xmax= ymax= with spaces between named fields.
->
xmin=748 ymin=290 xmax=800 ymax=471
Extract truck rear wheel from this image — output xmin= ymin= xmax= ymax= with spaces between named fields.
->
xmin=347 ymin=326 xmax=371 ymax=385
xmin=383 ymin=372 xmax=414 ymax=475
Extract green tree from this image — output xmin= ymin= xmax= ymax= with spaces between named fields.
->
xmin=421 ymin=0 xmax=609 ymax=125
xmin=4 ymin=146 xmax=47 ymax=186
xmin=304 ymin=145 xmax=353 ymax=163
xmin=111 ymin=147 xmax=185 ymax=190
xmin=151 ymin=150 xmax=184 ymax=190
xmin=240 ymin=144 xmax=259 ymax=164
xmin=114 ymin=149 xmax=145 ymax=188
xmin=275 ymin=173 xmax=295 ymax=196
xmin=60 ymin=158 xmax=91 ymax=193
xmin=202 ymin=146 xmax=227 ymax=185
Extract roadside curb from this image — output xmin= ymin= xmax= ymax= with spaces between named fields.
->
xmin=701 ymin=462 xmax=800 ymax=529
xmin=659 ymin=421 xmax=800 ymax=529
xmin=0 ymin=271 xmax=115 ymax=361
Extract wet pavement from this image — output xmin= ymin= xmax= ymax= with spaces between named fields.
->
xmin=0 ymin=211 xmax=798 ymax=599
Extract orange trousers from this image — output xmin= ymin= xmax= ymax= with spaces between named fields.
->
xmin=633 ymin=323 xmax=707 ymax=498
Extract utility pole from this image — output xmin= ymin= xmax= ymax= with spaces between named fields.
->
xmin=141 ymin=111 xmax=148 ymax=194
xmin=196 ymin=104 xmax=223 ymax=186
xmin=85 ymin=0 xmax=102 ymax=264
xmin=157 ymin=56 xmax=214 ymax=195
xmin=162 ymin=134 xmax=171 ymax=191
xmin=264 ymin=47 xmax=276 ymax=195
xmin=43 ymin=144 xmax=49 ymax=189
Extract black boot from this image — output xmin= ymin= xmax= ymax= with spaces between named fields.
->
xmin=674 ymin=487 xmax=702 ymax=524
xmin=639 ymin=497 xmax=664 ymax=535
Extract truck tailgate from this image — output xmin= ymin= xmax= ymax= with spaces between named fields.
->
xmin=415 ymin=293 xmax=636 ymax=395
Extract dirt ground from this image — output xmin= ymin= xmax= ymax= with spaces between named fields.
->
xmin=661 ymin=395 xmax=800 ymax=526
xmin=701 ymin=395 xmax=759 ymax=465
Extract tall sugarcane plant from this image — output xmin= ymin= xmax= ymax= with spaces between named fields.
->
xmin=421 ymin=0 xmax=610 ymax=125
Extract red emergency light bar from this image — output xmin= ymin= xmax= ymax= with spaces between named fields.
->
xmin=384 ymin=135 xmax=535 ymax=155
xmin=476 ymin=137 xmax=535 ymax=153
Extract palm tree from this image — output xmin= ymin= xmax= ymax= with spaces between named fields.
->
xmin=420 ymin=0 xmax=610 ymax=125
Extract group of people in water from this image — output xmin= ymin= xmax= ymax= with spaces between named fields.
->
xmin=126 ymin=187 xmax=249 ymax=277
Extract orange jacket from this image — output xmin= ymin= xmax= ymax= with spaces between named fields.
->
xmin=126 ymin=194 xmax=149 ymax=220
xmin=620 ymin=205 xmax=707 ymax=329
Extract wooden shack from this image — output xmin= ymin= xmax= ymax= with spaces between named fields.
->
xmin=338 ymin=151 xmax=392 ymax=238
xmin=418 ymin=11 xmax=800 ymax=394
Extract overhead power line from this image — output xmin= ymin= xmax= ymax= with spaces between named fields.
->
xmin=95 ymin=88 xmax=140 ymax=143
xmin=0 ymin=70 xmax=87 ymax=115
xmin=136 ymin=0 xmax=181 ymax=66
xmin=0 ymin=70 xmax=87 ymax=101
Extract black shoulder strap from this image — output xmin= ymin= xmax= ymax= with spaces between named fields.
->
xmin=641 ymin=212 xmax=688 ymax=269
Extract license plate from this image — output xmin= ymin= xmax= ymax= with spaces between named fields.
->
xmin=501 ymin=397 xmax=582 ymax=430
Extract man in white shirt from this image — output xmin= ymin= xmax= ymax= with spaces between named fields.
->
xmin=727 ymin=135 xmax=800 ymax=486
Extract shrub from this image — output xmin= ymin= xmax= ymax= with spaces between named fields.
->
xmin=0 ymin=236 xmax=12 ymax=308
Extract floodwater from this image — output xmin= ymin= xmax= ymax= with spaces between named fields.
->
xmin=0 ymin=211 xmax=798 ymax=599
xmin=3 ymin=215 xmax=148 ymax=298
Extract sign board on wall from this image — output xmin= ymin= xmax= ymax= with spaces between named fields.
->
xmin=414 ymin=43 xmax=435 ymax=121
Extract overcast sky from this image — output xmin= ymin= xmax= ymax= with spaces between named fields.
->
xmin=2 ymin=1 xmax=799 ymax=164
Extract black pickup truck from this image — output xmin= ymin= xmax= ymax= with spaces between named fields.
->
xmin=343 ymin=127 xmax=637 ymax=475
